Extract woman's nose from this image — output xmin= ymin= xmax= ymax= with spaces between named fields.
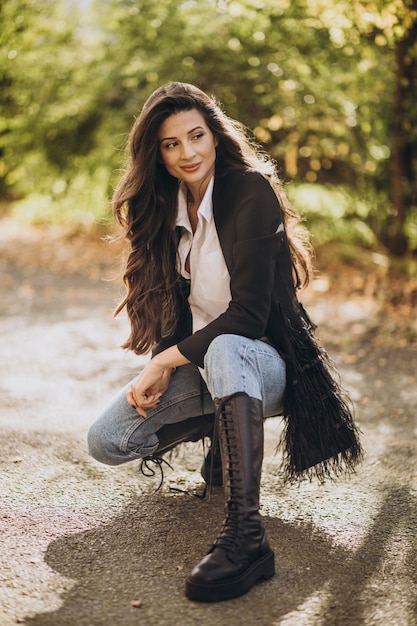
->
xmin=181 ymin=141 xmax=196 ymax=159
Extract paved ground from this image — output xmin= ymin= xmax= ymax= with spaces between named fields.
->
xmin=1 ymin=221 xmax=416 ymax=625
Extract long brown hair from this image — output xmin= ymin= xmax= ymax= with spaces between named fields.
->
xmin=113 ymin=82 xmax=313 ymax=355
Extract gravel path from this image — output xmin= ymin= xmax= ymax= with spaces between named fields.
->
xmin=1 ymin=222 xmax=416 ymax=625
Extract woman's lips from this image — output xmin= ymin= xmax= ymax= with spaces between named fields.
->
xmin=181 ymin=163 xmax=202 ymax=173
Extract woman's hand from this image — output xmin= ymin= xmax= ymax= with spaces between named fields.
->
xmin=127 ymin=362 xmax=172 ymax=418
xmin=126 ymin=345 xmax=189 ymax=417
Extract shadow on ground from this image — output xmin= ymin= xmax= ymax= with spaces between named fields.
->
xmin=23 ymin=477 xmax=417 ymax=626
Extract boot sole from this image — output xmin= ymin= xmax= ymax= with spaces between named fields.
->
xmin=185 ymin=549 xmax=275 ymax=603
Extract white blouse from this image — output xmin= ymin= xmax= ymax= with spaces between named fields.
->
xmin=176 ymin=178 xmax=231 ymax=366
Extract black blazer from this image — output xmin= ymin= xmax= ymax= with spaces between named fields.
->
xmin=174 ymin=167 xmax=303 ymax=368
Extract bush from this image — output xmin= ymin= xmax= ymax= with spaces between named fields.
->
xmin=287 ymin=183 xmax=377 ymax=248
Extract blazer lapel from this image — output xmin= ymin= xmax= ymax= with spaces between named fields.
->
xmin=212 ymin=172 xmax=236 ymax=275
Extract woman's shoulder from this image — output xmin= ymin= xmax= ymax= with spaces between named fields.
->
xmin=218 ymin=166 xmax=267 ymax=183
xmin=215 ymin=167 xmax=275 ymax=198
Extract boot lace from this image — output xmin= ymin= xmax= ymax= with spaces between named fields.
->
xmin=139 ymin=447 xmax=210 ymax=499
xmin=212 ymin=506 xmax=244 ymax=554
xmin=139 ymin=456 xmax=173 ymax=492
xmin=210 ymin=400 xmax=245 ymax=555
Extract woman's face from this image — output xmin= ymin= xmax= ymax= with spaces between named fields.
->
xmin=158 ymin=109 xmax=218 ymax=196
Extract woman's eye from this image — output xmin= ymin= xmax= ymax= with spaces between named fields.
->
xmin=193 ymin=133 xmax=204 ymax=140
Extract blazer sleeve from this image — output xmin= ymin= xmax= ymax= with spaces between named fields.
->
xmin=177 ymin=170 xmax=285 ymax=368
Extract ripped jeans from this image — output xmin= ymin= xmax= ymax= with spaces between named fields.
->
xmin=87 ymin=334 xmax=286 ymax=466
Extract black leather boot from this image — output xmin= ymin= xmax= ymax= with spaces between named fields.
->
xmin=185 ymin=392 xmax=274 ymax=602
xmin=141 ymin=414 xmax=222 ymax=489
xmin=153 ymin=413 xmax=215 ymax=457
xmin=200 ymin=437 xmax=223 ymax=487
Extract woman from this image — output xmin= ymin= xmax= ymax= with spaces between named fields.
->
xmin=87 ymin=82 xmax=362 ymax=603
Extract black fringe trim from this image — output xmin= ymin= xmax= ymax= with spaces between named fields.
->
xmin=278 ymin=314 xmax=363 ymax=483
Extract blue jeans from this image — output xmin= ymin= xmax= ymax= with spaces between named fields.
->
xmin=87 ymin=334 xmax=286 ymax=466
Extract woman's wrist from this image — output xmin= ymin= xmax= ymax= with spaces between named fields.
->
xmin=151 ymin=345 xmax=189 ymax=371
xmin=150 ymin=355 xmax=177 ymax=372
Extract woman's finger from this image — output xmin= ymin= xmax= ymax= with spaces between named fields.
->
xmin=135 ymin=406 xmax=147 ymax=418
xmin=126 ymin=389 xmax=137 ymax=408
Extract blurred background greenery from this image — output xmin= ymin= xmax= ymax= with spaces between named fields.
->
xmin=1 ymin=0 xmax=416 ymax=260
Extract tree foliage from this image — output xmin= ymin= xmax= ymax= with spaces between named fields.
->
xmin=1 ymin=0 xmax=416 ymax=253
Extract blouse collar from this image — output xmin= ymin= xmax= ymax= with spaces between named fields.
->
xmin=176 ymin=177 xmax=215 ymax=230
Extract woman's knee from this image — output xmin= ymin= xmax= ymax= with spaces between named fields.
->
xmin=87 ymin=420 xmax=126 ymax=466
xmin=204 ymin=334 xmax=256 ymax=399
xmin=204 ymin=334 xmax=243 ymax=370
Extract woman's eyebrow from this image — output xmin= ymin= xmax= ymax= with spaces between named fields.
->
xmin=159 ymin=126 xmax=204 ymax=143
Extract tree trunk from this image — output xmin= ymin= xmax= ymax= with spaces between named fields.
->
xmin=389 ymin=7 xmax=417 ymax=256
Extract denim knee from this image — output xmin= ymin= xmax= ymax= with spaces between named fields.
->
xmin=87 ymin=421 xmax=126 ymax=466
xmin=204 ymin=334 xmax=242 ymax=370
xmin=203 ymin=334 xmax=286 ymax=415
xmin=203 ymin=334 xmax=261 ymax=400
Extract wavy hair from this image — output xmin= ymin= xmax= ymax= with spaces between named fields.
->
xmin=113 ymin=82 xmax=313 ymax=355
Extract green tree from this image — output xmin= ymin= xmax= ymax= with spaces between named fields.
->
xmin=1 ymin=0 xmax=415 ymax=253
xmin=0 ymin=0 xmax=112 ymax=219
xmin=90 ymin=0 xmax=416 ymax=252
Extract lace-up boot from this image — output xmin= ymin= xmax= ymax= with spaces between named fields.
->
xmin=140 ymin=414 xmax=222 ymax=489
xmin=185 ymin=392 xmax=274 ymax=602
xmin=200 ymin=436 xmax=223 ymax=487
xmin=153 ymin=413 xmax=215 ymax=457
